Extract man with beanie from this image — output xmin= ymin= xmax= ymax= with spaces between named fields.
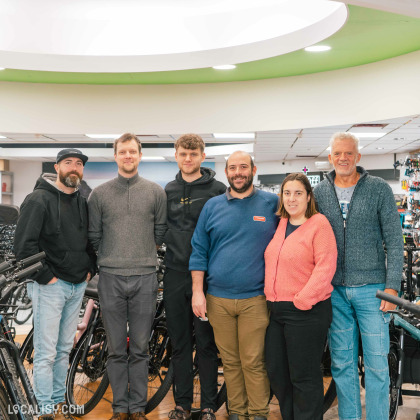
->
xmin=164 ymin=134 xmax=226 ymax=420
xmin=14 ymin=148 xmax=97 ymax=420
xmin=88 ymin=133 xmax=167 ymax=420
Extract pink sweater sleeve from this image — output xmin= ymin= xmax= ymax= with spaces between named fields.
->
xmin=293 ymin=216 xmax=337 ymax=310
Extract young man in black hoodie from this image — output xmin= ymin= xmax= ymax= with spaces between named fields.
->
xmin=164 ymin=134 xmax=226 ymax=420
xmin=14 ymin=148 xmax=97 ymax=420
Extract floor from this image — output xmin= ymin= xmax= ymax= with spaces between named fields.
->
xmin=15 ymin=324 xmax=420 ymax=420
xmin=76 ymin=384 xmax=420 ymax=420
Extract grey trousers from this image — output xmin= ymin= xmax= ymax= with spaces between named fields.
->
xmin=98 ymin=271 xmax=158 ymax=413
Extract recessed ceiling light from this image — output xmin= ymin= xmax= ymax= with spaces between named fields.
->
xmin=0 ymin=135 xmax=6 ymax=138
xmin=212 ymin=64 xmax=236 ymax=70
xmin=376 ymin=147 xmax=384 ymax=150
xmin=304 ymin=45 xmax=331 ymax=52
xmin=327 ymin=146 xmax=363 ymax=151
xmin=141 ymin=157 xmax=166 ymax=161
xmin=85 ymin=134 xmax=120 ymax=139
xmin=213 ymin=133 xmax=255 ymax=139
xmin=349 ymin=132 xmax=386 ymax=138
xmin=224 ymin=154 xmax=254 ymax=160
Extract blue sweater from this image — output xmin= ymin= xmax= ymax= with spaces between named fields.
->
xmin=314 ymin=167 xmax=404 ymax=290
xmin=189 ymin=189 xmax=279 ymax=299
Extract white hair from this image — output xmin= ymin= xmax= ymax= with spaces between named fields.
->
xmin=329 ymin=132 xmax=360 ymax=152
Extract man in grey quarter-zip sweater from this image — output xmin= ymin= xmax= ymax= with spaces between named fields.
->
xmin=314 ymin=132 xmax=403 ymax=420
xmin=88 ymin=133 xmax=167 ymax=420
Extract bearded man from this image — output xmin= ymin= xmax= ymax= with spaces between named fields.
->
xmin=14 ymin=148 xmax=97 ymax=420
xmin=190 ymin=151 xmax=278 ymax=420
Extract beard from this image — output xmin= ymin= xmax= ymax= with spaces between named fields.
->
xmin=59 ymin=172 xmax=82 ymax=188
xmin=227 ymin=173 xmax=254 ymax=194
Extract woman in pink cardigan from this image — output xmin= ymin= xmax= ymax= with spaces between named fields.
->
xmin=264 ymin=173 xmax=337 ymax=420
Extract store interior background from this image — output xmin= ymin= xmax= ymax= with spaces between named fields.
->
xmin=0 ymin=1 xmax=419 ymax=209
xmin=0 ymin=1 xmax=419 ymax=418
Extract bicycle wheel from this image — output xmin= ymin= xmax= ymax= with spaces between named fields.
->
xmin=19 ymin=328 xmax=34 ymax=387
xmin=145 ymin=322 xmax=174 ymax=413
xmin=388 ymin=345 xmax=399 ymax=420
xmin=0 ymin=382 xmax=18 ymax=420
xmin=66 ymin=326 xmax=109 ymax=416
xmin=190 ymin=352 xmax=227 ymax=418
xmin=321 ymin=341 xmax=337 ymax=414
xmin=0 ymin=348 xmax=32 ymax=420
xmin=11 ymin=284 xmax=33 ymax=325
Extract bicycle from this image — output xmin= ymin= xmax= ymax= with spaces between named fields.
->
xmin=9 ymin=283 xmax=32 ymax=325
xmin=0 ymin=251 xmax=46 ymax=420
xmin=376 ymin=290 xmax=420 ymax=420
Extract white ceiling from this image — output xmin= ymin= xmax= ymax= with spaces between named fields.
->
xmin=1 ymin=114 xmax=419 ymax=163
xmin=0 ymin=0 xmax=346 ymax=72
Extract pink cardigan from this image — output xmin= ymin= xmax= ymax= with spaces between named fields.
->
xmin=264 ymin=213 xmax=337 ymax=310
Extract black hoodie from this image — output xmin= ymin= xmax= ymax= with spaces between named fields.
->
xmin=14 ymin=175 xmax=97 ymax=285
xmin=164 ymin=167 xmax=226 ymax=272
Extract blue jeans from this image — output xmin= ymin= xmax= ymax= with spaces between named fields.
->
xmin=28 ymin=279 xmax=87 ymax=415
xmin=329 ymin=284 xmax=390 ymax=420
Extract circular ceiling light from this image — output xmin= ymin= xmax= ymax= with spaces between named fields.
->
xmin=213 ymin=65 xmax=236 ymax=70
xmin=0 ymin=0 xmax=347 ymax=73
xmin=304 ymin=45 xmax=331 ymax=52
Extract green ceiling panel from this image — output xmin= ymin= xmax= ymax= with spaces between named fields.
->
xmin=0 ymin=5 xmax=419 ymax=85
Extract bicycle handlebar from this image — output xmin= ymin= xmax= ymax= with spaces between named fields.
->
xmin=13 ymin=262 xmax=43 ymax=281
xmin=376 ymin=290 xmax=420 ymax=317
xmin=0 ymin=259 xmax=16 ymax=275
xmin=16 ymin=251 xmax=45 ymax=269
xmin=0 ymin=260 xmax=44 ymax=304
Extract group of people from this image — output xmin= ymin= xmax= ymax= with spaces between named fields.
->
xmin=13 ymin=131 xmax=403 ymax=420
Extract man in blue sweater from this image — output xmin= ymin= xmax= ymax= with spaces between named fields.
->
xmin=314 ymin=132 xmax=404 ymax=420
xmin=190 ymin=151 xmax=278 ymax=420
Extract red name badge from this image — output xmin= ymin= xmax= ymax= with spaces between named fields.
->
xmin=253 ymin=216 xmax=266 ymax=222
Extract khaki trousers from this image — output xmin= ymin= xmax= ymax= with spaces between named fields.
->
xmin=206 ymin=294 xmax=270 ymax=419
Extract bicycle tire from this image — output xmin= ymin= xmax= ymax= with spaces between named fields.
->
xmin=388 ymin=345 xmax=399 ymax=420
xmin=145 ymin=360 xmax=174 ymax=413
xmin=11 ymin=284 xmax=33 ymax=325
xmin=19 ymin=328 xmax=34 ymax=388
xmin=66 ymin=326 xmax=109 ymax=416
xmin=190 ymin=350 xmax=227 ymax=417
xmin=145 ymin=322 xmax=174 ymax=413
xmin=0 ymin=382 xmax=18 ymax=420
xmin=0 ymin=348 xmax=32 ymax=420
xmin=321 ymin=341 xmax=337 ymax=414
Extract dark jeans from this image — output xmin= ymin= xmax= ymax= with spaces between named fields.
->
xmin=265 ymin=299 xmax=332 ymax=420
xmin=98 ymin=271 xmax=157 ymax=413
xmin=163 ymin=268 xmax=219 ymax=411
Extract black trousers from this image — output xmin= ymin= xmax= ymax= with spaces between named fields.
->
xmin=265 ymin=299 xmax=332 ymax=420
xmin=163 ymin=268 xmax=219 ymax=411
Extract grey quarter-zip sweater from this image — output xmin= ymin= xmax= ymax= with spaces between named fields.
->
xmin=314 ymin=166 xmax=403 ymax=290
xmin=88 ymin=173 xmax=167 ymax=276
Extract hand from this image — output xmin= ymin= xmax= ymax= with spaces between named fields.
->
xmin=48 ymin=277 xmax=58 ymax=285
xmin=380 ymin=288 xmax=398 ymax=312
xmin=192 ymin=290 xmax=207 ymax=319
xmin=86 ymin=272 xmax=92 ymax=283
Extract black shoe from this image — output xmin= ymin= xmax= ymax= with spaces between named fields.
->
xmin=199 ymin=409 xmax=216 ymax=420
xmin=168 ymin=406 xmax=192 ymax=420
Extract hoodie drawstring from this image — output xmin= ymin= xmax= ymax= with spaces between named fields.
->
xmin=56 ymin=193 xmax=61 ymax=233
xmin=77 ymin=193 xmax=84 ymax=228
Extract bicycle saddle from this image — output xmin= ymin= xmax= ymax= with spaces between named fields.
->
xmin=85 ymin=274 xmax=99 ymax=300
